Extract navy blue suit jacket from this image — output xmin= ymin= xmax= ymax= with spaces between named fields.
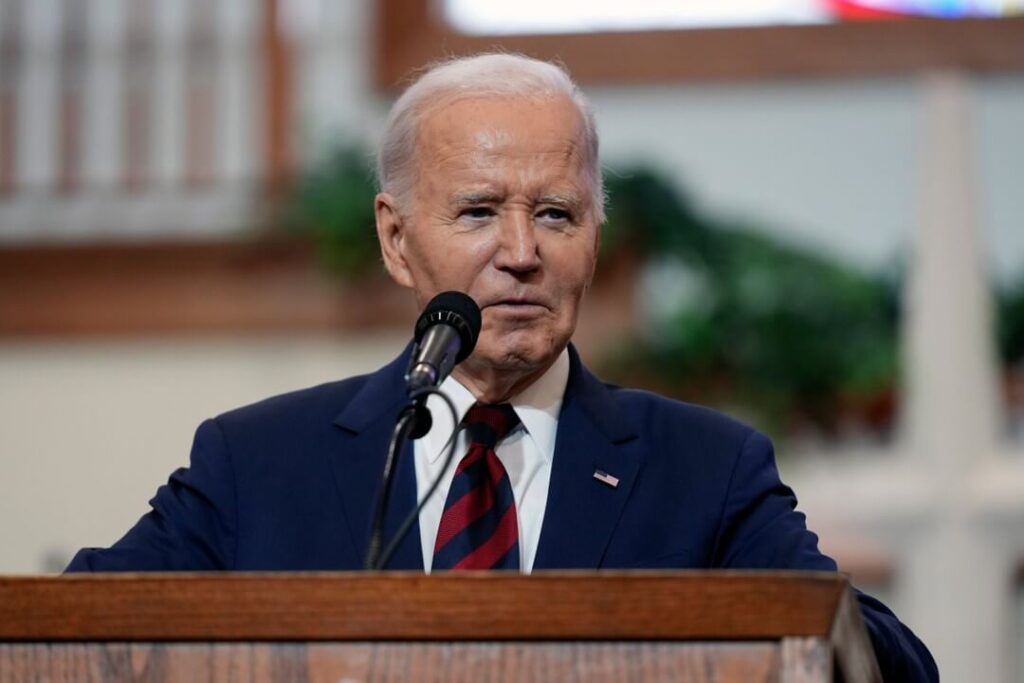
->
xmin=67 ymin=345 xmax=936 ymax=681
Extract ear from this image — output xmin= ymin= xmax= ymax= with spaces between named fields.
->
xmin=374 ymin=192 xmax=415 ymax=289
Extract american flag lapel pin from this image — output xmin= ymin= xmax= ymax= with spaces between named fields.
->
xmin=592 ymin=469 xmax=620 ymax=489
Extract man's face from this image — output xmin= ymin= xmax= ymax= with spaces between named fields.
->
xmin=376 ymin=95 xmax=600 ymax=381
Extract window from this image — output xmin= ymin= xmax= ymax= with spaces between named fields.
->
xmin=375 ymin=0 xmax=1024 ymax=88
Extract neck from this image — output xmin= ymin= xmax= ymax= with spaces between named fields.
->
xmin=452 ymin=355 xmax=558 ymax=404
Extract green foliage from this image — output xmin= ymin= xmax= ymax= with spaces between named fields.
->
xmin=285 ymin=146 xmax=380 ymax=278
xmin=600 ymin=168 xmax=900 ymax=437
xmin=284 ymin=149 xmax=1024 ymax=438
xmin=601 ymin=168 xmax=712 ymax=263
xmin=997 ymin=279 xmax=1024 ymax=367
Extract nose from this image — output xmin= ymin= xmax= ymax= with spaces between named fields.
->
xmin=493 ymin=210 xmax=541 ymax=274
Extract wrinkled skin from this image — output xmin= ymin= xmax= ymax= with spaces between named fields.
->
xmin=375 ymin=95 xmax=600 ymax=403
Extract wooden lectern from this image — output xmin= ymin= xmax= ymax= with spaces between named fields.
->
xmin=0 ymin=571 xmax=880 ymax=682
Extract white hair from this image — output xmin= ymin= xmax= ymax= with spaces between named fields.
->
xmin=376 ymin=52 xmax=605 ymax=222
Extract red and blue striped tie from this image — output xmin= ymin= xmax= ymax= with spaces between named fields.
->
xmin=433 ymin=403 xmax=521 ymax=571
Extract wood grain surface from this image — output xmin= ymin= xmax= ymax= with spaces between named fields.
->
xmin=780 ymin=638 xmax=830 ymax=683
xmin=0 ymin=573 xmax=881 ymax=682
xmin=0 ymin=571 xmax=848 ymax=642
xmin=0 ymin=642 xmax=781 ymax=683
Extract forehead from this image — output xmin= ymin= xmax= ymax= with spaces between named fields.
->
xmin=414 ymin=95 xmax=588 ymax=188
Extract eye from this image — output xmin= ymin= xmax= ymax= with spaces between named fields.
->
xmin=459 ymin=206 xmax=496 ymax=221
xmin=536 ymin=207 xmax=572 ymax=225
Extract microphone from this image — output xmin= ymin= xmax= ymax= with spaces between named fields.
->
xmin=364 ymin=291 xmax=480 ymax=570
xmin=405 ymin=291 xmax=481 ymax=395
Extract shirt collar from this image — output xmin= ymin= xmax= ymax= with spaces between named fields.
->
xmin=422 ymin=348 xmax=570 ymax=464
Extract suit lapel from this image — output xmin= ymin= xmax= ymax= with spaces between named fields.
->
xmin=329 ymin=344 xmax=641 ymax=572
xmin=534 ymin=347 xmax=641 ymax=569
xmin=330 ymin=347 xmax=424 ymax=571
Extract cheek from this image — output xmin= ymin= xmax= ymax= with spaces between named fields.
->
xmin=400 ymin=240 xmax=441 ymax=290
xmin=553 ymin=250 xmax=598 ymax=299
xmin=408 ymin=231 xmax=496 ymax=291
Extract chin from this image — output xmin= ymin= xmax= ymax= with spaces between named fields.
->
xmin=475 ymin=332 xmax=565 ymax=372
xmin=477 ymin=347 xmax=542 ymax=372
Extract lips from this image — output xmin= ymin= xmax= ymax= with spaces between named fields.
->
xmin=483 ymin=297 xmax=552 ymax=319
xmin=486 ymin=297 xmax=550 ymax=310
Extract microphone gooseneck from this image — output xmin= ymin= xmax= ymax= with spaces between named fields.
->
xmin=364 ymin=291 xmax=481 ymax=570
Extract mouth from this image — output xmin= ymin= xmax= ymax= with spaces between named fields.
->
xmin=488 ymin=295 xmax=549 ymax=307
xmin=485 ymin=298 xmax=550 ymax=316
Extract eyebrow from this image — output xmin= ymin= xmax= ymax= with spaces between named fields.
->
xmin=449 ymin=191 xmax=587 ymax=211
xmin=537 ymin=193 xmax=584 ymax=211
xmin=452 ymin=192 xmax=503 ymax=206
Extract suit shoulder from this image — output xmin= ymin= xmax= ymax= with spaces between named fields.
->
xmin=604 ymin=383 xmax=761 ymax=450
xmin=212 ymin=373 xmax=371 ymax=432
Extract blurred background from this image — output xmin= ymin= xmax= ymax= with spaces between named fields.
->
xmin=1 ymin=0 xmax=1022 ymax=678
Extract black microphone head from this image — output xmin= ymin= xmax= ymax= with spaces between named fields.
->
xmin=414 ymin=291 xmax=481 ymax=363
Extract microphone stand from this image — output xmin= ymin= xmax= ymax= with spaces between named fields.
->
xmin=366 ymin=292 xmax=479 ymax=569
xmin=363 ymin=386 xmax=460 ymax=571
xmin=363 ymin=399 xmax=428 ymax=570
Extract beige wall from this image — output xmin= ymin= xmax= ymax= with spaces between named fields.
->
xmin=0 ymin=332 xmax=406 ymax=573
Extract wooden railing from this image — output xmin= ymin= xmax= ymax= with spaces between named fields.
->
xmin=0 ymin=0 xmax=290 ymax=218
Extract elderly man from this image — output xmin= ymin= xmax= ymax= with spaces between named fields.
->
xmin=68 ymin=54 xmax=937 ymax=680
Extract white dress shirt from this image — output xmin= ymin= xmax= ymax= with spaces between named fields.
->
xmin=414 ymin=349 xmax=568 ymax=573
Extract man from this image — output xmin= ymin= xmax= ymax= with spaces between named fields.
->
xmin=67 ymin=53 xmax=937 ymax=680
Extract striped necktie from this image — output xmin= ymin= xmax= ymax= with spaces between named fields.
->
xmin=432 ymin=403 xmax=521 ymax=571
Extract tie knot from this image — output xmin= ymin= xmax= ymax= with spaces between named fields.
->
xmin=462 ymin=403 xmax=520 ymax=448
